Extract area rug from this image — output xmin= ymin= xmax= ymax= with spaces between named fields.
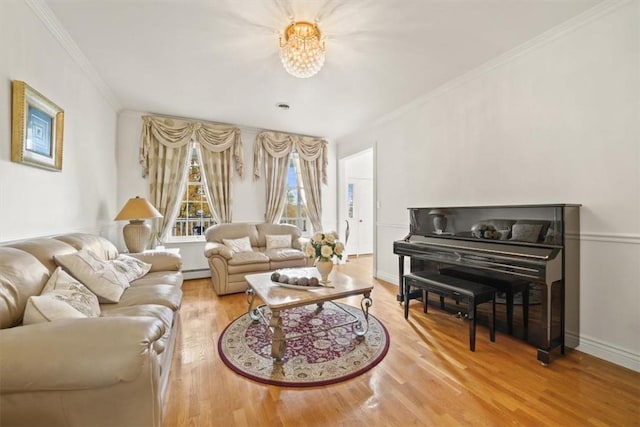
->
xmin=218 ymin=302 xmax=389 ymax=387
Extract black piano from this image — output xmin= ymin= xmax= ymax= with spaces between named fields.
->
xmin=393 ymin=204 xmax=580 ymax=365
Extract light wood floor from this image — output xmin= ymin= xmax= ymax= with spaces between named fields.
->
xmin=162 ymin=256 xmax=640 ymax=426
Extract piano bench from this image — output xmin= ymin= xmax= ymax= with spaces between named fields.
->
xmin=439 ymin=266 xmax=529 ymax=337
xmin=403 ymin=272 xmax=496 ymax=352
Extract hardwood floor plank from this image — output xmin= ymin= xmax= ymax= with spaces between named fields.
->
xmin=162 ymin=256 xmax=640 ymax=426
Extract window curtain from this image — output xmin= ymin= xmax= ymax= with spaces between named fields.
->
xmin=194 ymin=123 xmax=243 ymax=224
xmin=140 ymin=115 xmax=243 ymax=243
xmin=253 ymin=131 xmax=327 ymax=231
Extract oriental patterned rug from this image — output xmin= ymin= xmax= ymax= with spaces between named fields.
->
xmin=217 ymin=302 xmax=389 ymax=387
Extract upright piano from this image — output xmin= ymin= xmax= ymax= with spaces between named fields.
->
xmin=393 ymin=204 xmax=580 ymax=364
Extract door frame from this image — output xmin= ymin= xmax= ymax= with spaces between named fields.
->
xmin=337 ymin=146 xmax=376 ymax=276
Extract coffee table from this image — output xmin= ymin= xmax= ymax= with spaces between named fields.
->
xmin=245 ymin=267 xmax=373 ymax=363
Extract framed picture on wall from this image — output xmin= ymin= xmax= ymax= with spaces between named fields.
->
xmin=11 ymin=80 xmax=64 ymax=171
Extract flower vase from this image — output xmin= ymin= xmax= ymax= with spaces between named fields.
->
xmin=316 ymin=259 xmax=333 ymax=283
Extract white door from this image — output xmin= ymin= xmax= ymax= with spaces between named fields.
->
xmin=347 ymin=177 xmax=373 ymax=256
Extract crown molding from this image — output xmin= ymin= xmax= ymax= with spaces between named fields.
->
xmin=25 ymin=0 xmax=121 ymax=111
xmin=365 ymin=0 xmax=631 ymax=134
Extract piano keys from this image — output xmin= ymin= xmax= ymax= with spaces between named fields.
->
xmin=393 ymin=204 xmax=580 ymax=365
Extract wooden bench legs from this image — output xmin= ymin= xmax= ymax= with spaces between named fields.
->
xmin=403 ymin=272 xmax=496 ymax=352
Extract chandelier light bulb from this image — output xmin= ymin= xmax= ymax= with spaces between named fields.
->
xmin=279 ymin=21 xmax=325 ymax=78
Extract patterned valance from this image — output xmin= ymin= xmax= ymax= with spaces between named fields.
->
xmin=140 ymin=115 xmax=243 ymax=178
xmin=253 ymin=131 xmax=327 ymax=184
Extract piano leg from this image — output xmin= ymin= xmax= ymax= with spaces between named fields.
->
xmin=397 ymin=255 xmax=405 ymax=302
xmin=469 ymin=297 xmax=476 ymax=352
xmin=537 ymin=349 xmax=550 ymax=366
xmin=536 ymin=280 xmax=565 ymax=366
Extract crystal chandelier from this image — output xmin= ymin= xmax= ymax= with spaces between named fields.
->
xmin=279 ymin=21 xmax=325 ymax=78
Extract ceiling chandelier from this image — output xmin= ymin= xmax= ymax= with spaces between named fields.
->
xmin=279 ymin=21 xmax=325 ymax=78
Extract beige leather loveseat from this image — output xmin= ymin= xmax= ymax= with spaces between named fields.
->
xmin=0 ymin=233 xmax=183 ymax=427
xmin=204 ymin=223 xmax=311 ymax=295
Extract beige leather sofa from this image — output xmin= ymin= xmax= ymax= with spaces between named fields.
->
xmin=0 ymin=233 xmax=183 ymax=427
xmin=204 ymin=223 xmax=311 ymax=295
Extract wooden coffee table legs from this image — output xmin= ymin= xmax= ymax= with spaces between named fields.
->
xmin=269 ymin=309 xmax=286 ymax=363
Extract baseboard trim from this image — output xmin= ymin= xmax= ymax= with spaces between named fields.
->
xmin=183 ymin=269 xmax=211 ymax=280
xmin=575 ymin=335 xmax=640 ymax=372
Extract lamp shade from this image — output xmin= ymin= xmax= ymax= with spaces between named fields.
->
xmin=115 ymin=197 xmax=162 ymax=221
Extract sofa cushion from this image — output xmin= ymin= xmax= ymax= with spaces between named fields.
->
xmin=0 ymin=248 xmax=50 ymax=329
xmin=130 ymin=271 xmax=184 ymax=288
xmin=115 ymin=285 xmax=182 ymax=312
xmin=266 ymin=234 xmax=292 ymax=250
xmin=53 ymin=233 xmax=119 ymax=261
xmin=227 ymin=263 xmax=272 ymax=276
xmin=257 ymin=223 xmax=303 ymax=249
xmin=223 ymin=236 xmax=253 ymax=253
xmin=23 ymin=268 xmax=100 ymax=325
xmin=227 ymin=251 xmax=270 ymax=266
xmin=55 ymin=250 xmax=130 ymax=304
xmin=206 ymin=223 xmax=260 ymax=246
xmin=100 ymin=303 xmax=173 ymax=354
xmin=7 ymin=238 xmax=77 ymax=273
xmin=265 ymin=248 xmax=306 ymax=262
xmin=113 ymin=254 xmax=152 ymax=282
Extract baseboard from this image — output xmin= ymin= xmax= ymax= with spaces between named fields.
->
xmin=565 ymin=330 xmax=580 ymax=349
xmin=575 ymin=335 xmax=640 ymax=372
xmin=377 ymin=272 xmax=398 ymax=286
xmin=183 ymin=269 xmax=211 ymax=280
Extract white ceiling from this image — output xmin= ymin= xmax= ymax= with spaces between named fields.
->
xmin=44 ymin=0 xmax=602 ymax=140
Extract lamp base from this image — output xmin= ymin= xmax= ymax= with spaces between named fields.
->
xmin=122 ymin=220 xmax=151 ymax=253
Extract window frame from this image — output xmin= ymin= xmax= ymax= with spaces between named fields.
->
xmin=165 ymin=143 xmax=216 ymax=242
xmin=280 ymin=152 xmax=309 ymax=235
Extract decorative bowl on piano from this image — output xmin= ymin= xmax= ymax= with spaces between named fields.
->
xmin=471 ymin=223 xmax=500 ymax=239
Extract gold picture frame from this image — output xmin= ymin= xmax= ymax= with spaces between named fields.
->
xmin=11 ymin=80 xmax=64 ymax=171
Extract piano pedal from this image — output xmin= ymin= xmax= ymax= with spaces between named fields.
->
xmin=456 ymin=312 xmax=469 ymax=319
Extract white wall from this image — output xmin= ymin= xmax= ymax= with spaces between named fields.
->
xmin=0 ymin=1 xmax=118 ymax=242
xmin=338 ymin=1 xmax=640 ymax=371
xmin=116 ymin=110 xmax=338 ymax=272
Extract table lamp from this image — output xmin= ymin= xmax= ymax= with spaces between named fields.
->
xmin=115 ymin=196 xmax=163 ymax=253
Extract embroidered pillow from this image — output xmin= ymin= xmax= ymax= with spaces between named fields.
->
xmin=222 ymin=236 xmax=253 ymax=253
xmin=23 ymin=267 xmax=100 ymax=325
xmin=266 ymin=234 xmax=292 ymax=250
xmin=55 ymin=249 xmax=130 ymax=303
xmin=112 ymin=254 xmax=152 ymax=282
xmin=510 ymin=223 xmax=543 ymax=243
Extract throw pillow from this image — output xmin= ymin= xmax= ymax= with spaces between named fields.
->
xmin=266 ymin=234 xmax=292 ymax=250
xmin=54 ymin=249 xmax=130 ymax=303
xmin=222 ymin=236 xmax=253 ymax=253
xmin=510 ymin=223 xmax=543 ymax=243
xmin=112 ymin=254 xmax=152 ymax=282
xmin=23 ymin=267 xmax=100 ymax=325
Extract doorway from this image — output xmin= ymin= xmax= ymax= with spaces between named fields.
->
xmin=339 ymin=148 xmax=374 ymax=260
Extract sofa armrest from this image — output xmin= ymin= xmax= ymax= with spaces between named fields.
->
xmin=0 ymin=316 xmax=165 ymax=393
xmin=128 ymin=251 xmax=182 ymax=272
xmin=204 ymin=242 xmax=233 ymax=260
xmin=297 ymin=236 xmax=310 ymax=250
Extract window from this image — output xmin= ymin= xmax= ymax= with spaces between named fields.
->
xmin=280 ymin=153 xmax=308 ymax=233
xmin=171 ymin=145 xmax=216 ymax=239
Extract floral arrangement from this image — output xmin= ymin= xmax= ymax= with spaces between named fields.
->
xmin=305 ymin=231 xmax=344 ymax=262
